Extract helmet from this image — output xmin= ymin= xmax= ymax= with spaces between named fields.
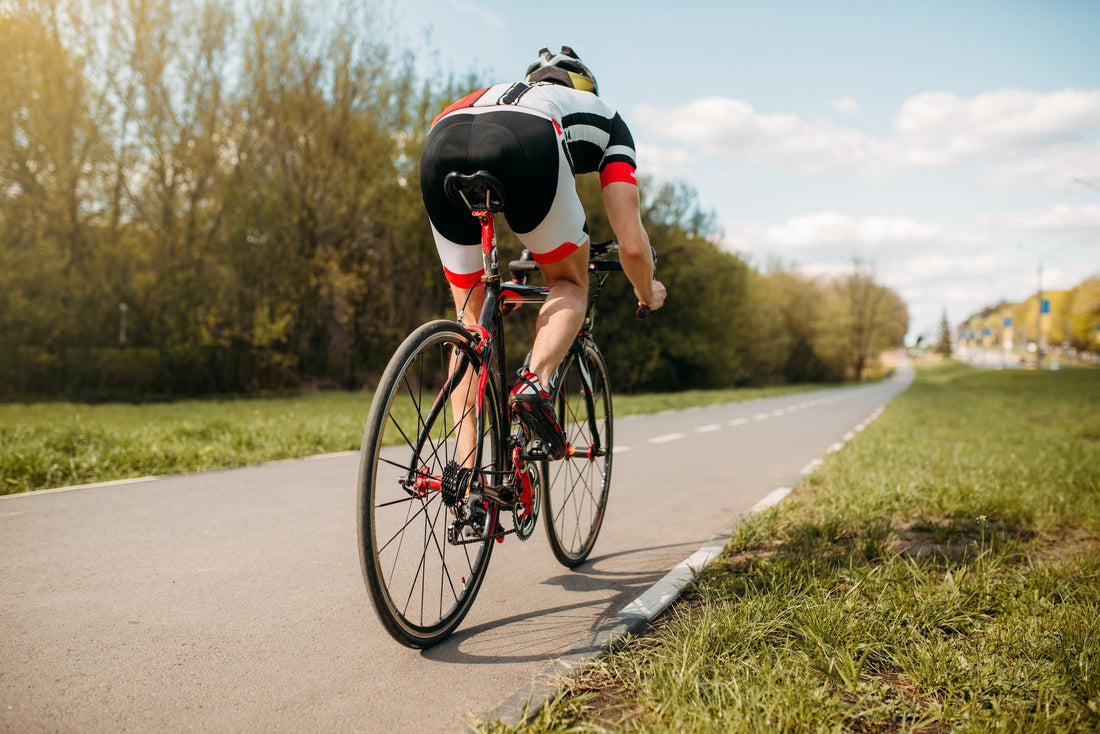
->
xmin=524 ymin=46 xmax=598 ymax=95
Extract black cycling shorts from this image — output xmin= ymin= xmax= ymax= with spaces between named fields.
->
xmin=420 ymin=107 xmax=587 ymax=287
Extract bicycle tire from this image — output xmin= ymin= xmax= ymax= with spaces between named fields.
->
xmin=543 ymin=341 xmax=613 ymax=567
xmin=357 ymin=320 xmax=501 ymax=647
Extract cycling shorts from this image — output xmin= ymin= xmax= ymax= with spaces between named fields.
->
xmin=419 ymin=107 xmax=588 ymax=288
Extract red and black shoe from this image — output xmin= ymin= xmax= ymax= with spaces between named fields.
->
xmin=508 ymin=371 xmax=567 ymax=460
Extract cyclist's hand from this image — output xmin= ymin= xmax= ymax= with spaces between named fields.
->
xmin=637 ymin=279 xmax=667 ymax=312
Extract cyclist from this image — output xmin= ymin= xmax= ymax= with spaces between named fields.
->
xmin=420 ymin=46 xmax=666 ymax=459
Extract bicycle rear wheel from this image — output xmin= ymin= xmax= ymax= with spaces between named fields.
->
xmin=543 ymin=341 xmax=613 ymax=567
xmin=357 ymin=320 xmax=501 ymax=648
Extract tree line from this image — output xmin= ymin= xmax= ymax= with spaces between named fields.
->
xmin=1 ymin=0 xmax=909 ymax=400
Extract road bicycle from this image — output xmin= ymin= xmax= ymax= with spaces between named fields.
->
xmin=357 ymin=170 xmax=646 ymax=648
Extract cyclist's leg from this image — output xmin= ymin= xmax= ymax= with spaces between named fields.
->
xmin=507 ymin=114 xmax=590 ymax=385
xmin=528 ymin=244 xmax=589 ymax=384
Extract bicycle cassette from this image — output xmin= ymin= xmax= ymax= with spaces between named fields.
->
xmin=440 ymin=461 xmax=473 ymax=506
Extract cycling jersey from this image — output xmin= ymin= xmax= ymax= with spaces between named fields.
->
xmin=434 ymin=82 xmax=638 ymax=188
xmin=420 ymin=82 xmax=639 ymax=287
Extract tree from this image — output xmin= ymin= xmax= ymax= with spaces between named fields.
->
xmin=573 ymin=176 xmax=756 ymax=392
xmin=935 ymin=310 xmax=953 ymax=357
xmin=835 ymin=260 xmax=909 ymax=381
xmin=1067 ymin=276 xmax=1100 ymax=353
xmin=0 ymin=0 xmax=917 ymax=398
xmin=0 ymin=0 xmax=122 ymax=390
xmin=755 ymin=265 xmax=843 ymax=383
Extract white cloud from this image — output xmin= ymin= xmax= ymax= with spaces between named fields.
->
xmin=725 ymin=212 xmax=943 ymax=250
xmin=891 ymin=89 xmax=1100 ymax=167
xmin=830 ymin=96 xmax=860 ymax=115
xmin=722 ymin=212 xmax=1021 ymax=340
xmin=634 ymin=89 xmax=1100 ymax=341
xmin=633 ymin=98 xmax=879 ymax=174
xmin=981 ymin=203 xmax=1100 ymax=240
xmin=634 ymin=88 xmax=1100 ymax=182
xmin=982 ymin=142 xmax=1100 ymax=192
xmin=635 ymin=141 xmax=697 ymax=181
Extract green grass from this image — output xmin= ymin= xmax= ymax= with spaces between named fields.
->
xmin=484 ymin=362 xmax=1100 ymax=733
xmin=0 ymin=384 xmax=821 ymax=495
xmin=0 ymin=392 xmax=373 ymax=494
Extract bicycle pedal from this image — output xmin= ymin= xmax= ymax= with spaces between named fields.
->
xmin=519 ymin=440 xmax=551 ymax=461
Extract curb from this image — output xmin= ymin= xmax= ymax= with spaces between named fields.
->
xmin=484 ymin=404 xmax=887 ymax=728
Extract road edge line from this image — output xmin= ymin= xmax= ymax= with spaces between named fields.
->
xmin=0 ymin=451 xmax=358 ymax=501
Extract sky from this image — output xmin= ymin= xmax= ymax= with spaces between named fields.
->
xmin=392 ymin=0 xmax=1100 ymax=343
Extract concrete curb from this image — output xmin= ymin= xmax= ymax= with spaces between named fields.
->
xmin=483 ymin=403 xmax=887 ymax=729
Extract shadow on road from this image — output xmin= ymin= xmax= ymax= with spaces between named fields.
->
xmin=419 ymin=538 xmax=710 ymax=665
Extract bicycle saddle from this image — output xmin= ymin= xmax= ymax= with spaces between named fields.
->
xmin=444 ymin=171 xmax=506 ymax=212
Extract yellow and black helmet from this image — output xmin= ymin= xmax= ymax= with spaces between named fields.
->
xmin=524 ymin=46 xmax=598 ymax=95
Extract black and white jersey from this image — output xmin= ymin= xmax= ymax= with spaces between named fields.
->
xmin=433 ymin=82 xmax=638 ymax=187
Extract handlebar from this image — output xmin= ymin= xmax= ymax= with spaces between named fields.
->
xmin=591 ymin=241 xmax=657 ymax=320
xmin=507 ymin=241 xmax=656 ymax=320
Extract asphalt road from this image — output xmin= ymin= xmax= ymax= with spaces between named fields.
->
xmin=1 ymin=359 xmax=912 ymax=733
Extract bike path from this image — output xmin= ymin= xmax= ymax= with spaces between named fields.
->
xmin=0 ymin=360 xmax=912 ymax=732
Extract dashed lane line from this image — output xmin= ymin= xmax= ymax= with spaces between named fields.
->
xmin=626 ymin=396 xmax=858 ymax=447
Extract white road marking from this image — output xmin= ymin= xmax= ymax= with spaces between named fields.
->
xmin=648 ymin=433 xmax=685 ymax=444
xmin=0 ymin=475 xmax=159 ymax=499
xmin=695 ymin=424 xmax=722 ymax=433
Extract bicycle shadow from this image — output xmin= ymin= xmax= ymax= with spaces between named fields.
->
xmin=419 ymin=538 xmax=715 ymax=665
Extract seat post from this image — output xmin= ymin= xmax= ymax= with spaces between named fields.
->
xmin=476 ymin=210 xmax=499 ymax=281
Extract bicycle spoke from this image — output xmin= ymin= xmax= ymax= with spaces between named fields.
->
xmin=395 ymin=490 xmax=454 ymax=626
xmin=378 ymin=496 xmax=435 ymax=556
xmin=544 ymin=347 xmax=612 ymax=567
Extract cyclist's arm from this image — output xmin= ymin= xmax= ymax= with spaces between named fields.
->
xmin=602 ymin=181 xmax=666 ymax=311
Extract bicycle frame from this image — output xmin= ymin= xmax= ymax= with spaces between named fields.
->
xmin=424 ymin=202 xmax=614 ymax=542
xmin=461 ymin=207 xmax=543 ymax=531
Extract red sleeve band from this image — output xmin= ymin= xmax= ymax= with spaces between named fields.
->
xmin=599 ymin=161 xmax=637 ymax=188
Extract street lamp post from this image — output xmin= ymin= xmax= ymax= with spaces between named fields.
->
xmin=1035 ymin=261 xmax=1043 ymax=369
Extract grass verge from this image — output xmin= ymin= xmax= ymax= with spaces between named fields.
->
xmin=484 ymin=362 xmax=1100 ymax=733
xmin=0 ymin=384 xmax=822 ymax=495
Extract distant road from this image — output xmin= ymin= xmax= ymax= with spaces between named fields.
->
xmin=1 ymin=360 xmax=912 ymax=733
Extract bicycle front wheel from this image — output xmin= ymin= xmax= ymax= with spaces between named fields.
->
xmin=543 ymin=341 xmax=613 ymax=567
xmin=357 ymin=320 xmax=501 ymax=648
